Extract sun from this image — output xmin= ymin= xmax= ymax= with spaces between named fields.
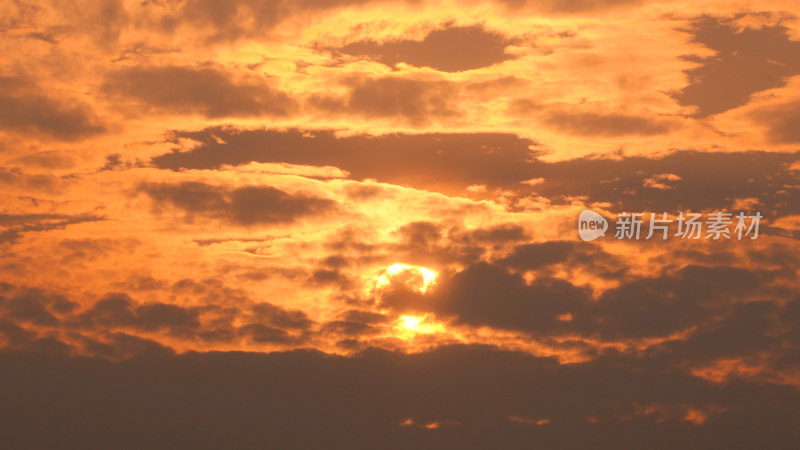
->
xmin=374 ymin=263 xmax=438 ymax=293
xmin=396 ymin=314 xmax=445 ymax=338
xmin=400 ymin=314 xmax=425 ymax=331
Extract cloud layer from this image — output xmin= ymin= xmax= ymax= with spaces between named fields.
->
xmin=1 ymin=0 xmax=800 ymax=447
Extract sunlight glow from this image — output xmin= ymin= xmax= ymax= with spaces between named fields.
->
xmin=396 ymin=314 xmax=445 ymax=338
xmin=375 ymin=263 xmax=438 ymax=293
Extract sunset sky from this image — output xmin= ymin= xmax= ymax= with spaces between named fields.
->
xmin=1 ymin=0 xmax=799 ymax=448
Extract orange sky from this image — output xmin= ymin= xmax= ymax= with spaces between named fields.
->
xmin=1 ymin=0 xmax=799 ymax=447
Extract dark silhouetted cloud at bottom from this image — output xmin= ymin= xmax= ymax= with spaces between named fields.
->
xmin=0 ymin=345 xmax=798 ymax=449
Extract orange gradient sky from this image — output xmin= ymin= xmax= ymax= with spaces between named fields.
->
xmin=1 ymin=0 xmax=799 ymax=448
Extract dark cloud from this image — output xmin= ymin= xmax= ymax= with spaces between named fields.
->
xmin=239 ymin=302 xmax=314 ymax=344
xmin=0 ymin=168 xmax=59 ymax=193
xmin=385 ymin=221 xmax=531 ymax=268
xmin=101 ymin=66 xmax=296 ymax=118
xmin=0 ymin=76 xmax=104 ymax=139
xmin=239 ymin=323 xmax=294 ymax=343
xmin=751 ymin=100 xmax=800 ymax=144
xmin=321 ymin=319 xmax=378 ymax=336
xmin=0 ymin=288 xmax=77 ymax=355
xmin=0 ymin=213 xmax=106 ymax=245
xmin=152 ymin=128 xmax=800 ymax=222
xmin=383 ymin=252 xmax=789 ymax=342
xmin=153 ymin=128 xmax=537 ymax=194
xmin=462 ymin=223 xmax=528 ymax=243
xmin=578 ymin=265 xmax=767 ymax=340
xmin=77 ymin=292 xmax=201 ymax=332
xmin=0 ymin=286 xmax=320 ymax=352
xmin=315 ymin=310 xmax=387 ymax=343
xmin=0 ymin=321 xmax=71 ymax=355
xmin=544 ymin=111 xmax=674 ymax=137
xmin=250 ymin=302 xmax=314 ymax=330
xmin=508 ymin=100 xmax=675 ymax=137
xmin=142 ymin=182 xmax=337 ymax=225
xmin=673 ymin=15 xmax=800 ymax=117
xmin=649 ymin=299 xmax=784 ymax=364
xmin=397 ymin=221 xmax=443 ymax=248
xmin=0 ymin=344 xmax=798 ymax=449
xmin=309 ymin=76 xmax=458 ymax=124
xmin=340 ymin=309 xmax=389 ymax=324
xmin=0 ymin=288 xmax=76 ymax=327
xmin=310 ymin=268 xmax=352 ymax=287
xmin=334 ymin=25 xmax=516 ymax=72
xmin=530 ymin=150 xmax=800 ymax=221
xmin=81 ymin=332 xmax=176 ymax=360
xmin=10 ymin=151 xmax=76 ymax=170
xmin=499 ymin=240 xmax=628 ymax=279
xmin=500 ymin=241 xmax=588 ymax=270
xmin=508 ymin=98 xmax=541 ymax=115
xmin=382 ymin=261 xmax=591 ymax=333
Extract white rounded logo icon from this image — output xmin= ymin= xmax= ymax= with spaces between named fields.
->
xmin=578 ymin=210 xmax=608 ymax=241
